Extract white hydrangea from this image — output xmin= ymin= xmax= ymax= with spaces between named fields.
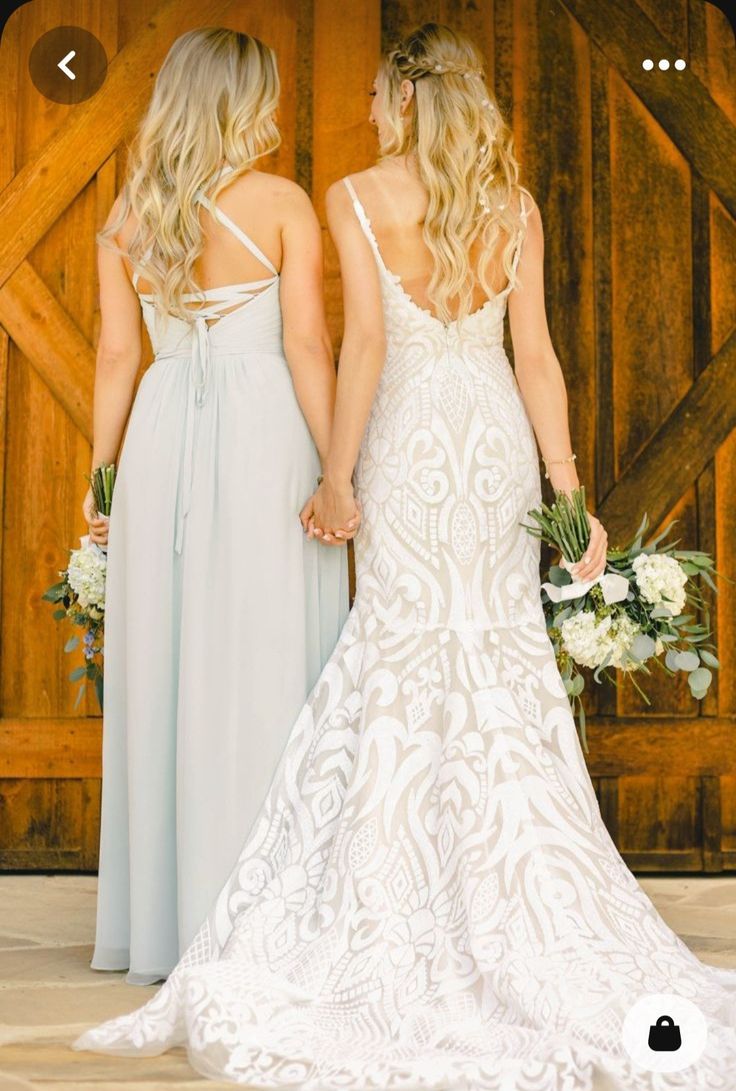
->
xmin=631 ymin=552 xmax=687 ymax=616
xmin=67 ymin=543 xmax=107 ymax=610
xmin=560 ymin=610 xmax=640 ymax=670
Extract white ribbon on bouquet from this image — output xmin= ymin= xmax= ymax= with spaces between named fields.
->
xmin=541 ymin=557 xmax=630 ymax=605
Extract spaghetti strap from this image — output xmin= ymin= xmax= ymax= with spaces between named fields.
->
xmin=195 ymin=192 xmax=278 ymax=277
xmin=342 ymin=176 xmax=359 ymax=205
xmin=342 ymin=177 xmax=390 ymax=274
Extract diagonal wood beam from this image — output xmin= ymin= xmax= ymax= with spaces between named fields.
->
xmin=597 ymin=327 xmax=736 ymax=540
xmin=0 ymin=263 xmax=95 ymax=439
xmin=0 ymin=0 xmax=232 ymax=290
xmin=559 ymin=0 xmax=736 ymax=219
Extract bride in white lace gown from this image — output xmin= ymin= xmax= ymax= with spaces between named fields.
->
xmin=73 ymin=23 xmax=736 ymax=1090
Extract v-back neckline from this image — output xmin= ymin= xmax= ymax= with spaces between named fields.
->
xmin=343 ymin=181 xmax=512 ymax=331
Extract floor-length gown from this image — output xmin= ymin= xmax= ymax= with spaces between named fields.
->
xmin=90 ymin=168 xmax=348 ymax=985
xmin=74 ymin=178 xmax=736 ymax=1087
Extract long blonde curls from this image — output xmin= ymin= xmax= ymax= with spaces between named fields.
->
xmin=99 ymin=28 xmax=280 ymax=323
xmin=378 ymin=24 xmax=529 ymax=325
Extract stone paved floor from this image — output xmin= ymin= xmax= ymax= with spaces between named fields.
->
xmin=0 ymin=874 xmax=734 ymax=1089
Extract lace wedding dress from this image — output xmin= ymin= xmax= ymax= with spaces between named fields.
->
xmin=73 ymin=178 xmax=736 ymax=1089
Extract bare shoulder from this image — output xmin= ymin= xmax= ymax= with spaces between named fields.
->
xmin=104 ymin=189 xmax=136 ymax=248
xmin=516 ymin=185 xmax=541 ymax=225
xmin=228 ymin=170 xmax=316 ymax=224
xmin=325 ymin=177 xmax=353 ymax=219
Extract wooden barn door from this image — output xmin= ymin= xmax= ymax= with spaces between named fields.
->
xmin=0 ymin=0 xmax=733 ymax=872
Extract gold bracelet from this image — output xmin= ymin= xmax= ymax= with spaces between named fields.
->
xmin=541 ymin=452 xmax=576 ymax=479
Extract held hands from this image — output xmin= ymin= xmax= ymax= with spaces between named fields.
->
xmin=82 ymin=486 xmax=109 ymax=547
xmin=300 ymin=477 xmax=361 ymax=546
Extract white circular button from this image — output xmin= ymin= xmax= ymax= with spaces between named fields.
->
xmin=622 ymin=992 xmax=708 ymax=1073
xmin=675 ymin=59 xmax=687 ymax=70
xmin=658 ymin=58 xmax=670 ymax=70
xmin=642 ymin=58 xmax=654 ymax=70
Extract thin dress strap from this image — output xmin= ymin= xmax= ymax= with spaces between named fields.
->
xmin=510 ymin=188 xmax=533 ymax=278
xmin=195 ymin=192 xmax=278 ymax=277
xmin=342 ymin=177 xmax=391 ymax=275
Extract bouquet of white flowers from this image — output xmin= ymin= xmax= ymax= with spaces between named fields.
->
xmin=42 ymin=464 xmax=116 ymax=710
xmin=522 ymin=486 xmax=726 ymax=753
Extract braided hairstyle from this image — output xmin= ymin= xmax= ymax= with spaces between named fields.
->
xmin=377 ymin=23 xmax=528 ymax=325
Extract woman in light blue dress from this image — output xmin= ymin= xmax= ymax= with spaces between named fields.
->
xmin=82 ymin=28 xmax=352 ymax=985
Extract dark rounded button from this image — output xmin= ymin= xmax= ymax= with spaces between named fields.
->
xmin=29 ymin=26 xmax=107 ymax=105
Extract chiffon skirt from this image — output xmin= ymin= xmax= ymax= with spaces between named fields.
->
xmin=90 ymin=347 xmax=349 ymax=984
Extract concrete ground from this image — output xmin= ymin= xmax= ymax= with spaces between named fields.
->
xmin=0 ymin=873 xmax=734 ymax=1089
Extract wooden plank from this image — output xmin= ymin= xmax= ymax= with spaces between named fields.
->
xmin=0 ymin=0 xmax=233 ymax=288
xmin=313 ymin=0 xmax=380 ymax=347
xmin=559 ymin=0 xmax=736 ymax=218
xmin=0 ymin=719 xmax=102 ymax=778
xmin=701 ymin=775 xmax=723 ymax=872
xmin=585 ymin=716 xmax=736 ymax=776
xmin=701 ymin=4 xmax=736 ymax=724
xmin=605 ymin=62 xmax=697 ymax=662
xmin=618 ymin=774 xmax=701 ymax=866
xmin=0 ymin=777 xmax=94 ymax=869
xmin=0 ymin=262 xmax=95 ymax=440
xmin=225 ymin=0 xmax=298 ymax=181
xmin=0 ymin=0 xmax=18 ymax=736
xmin=4 ymin=714 xmax=735 ymax=779
xmin=597 ymin=328 xmax=736 ymax=542
xmin=295 ymin=0 xmax=314 ymax=192
xmin=622 ymin=850 xmax=703 ymax=873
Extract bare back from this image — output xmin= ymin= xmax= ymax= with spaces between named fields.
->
xmin=118 ymin=169 xmax=287 ymax=302
xmin=345 ymin=158 xmax=522 ymax=323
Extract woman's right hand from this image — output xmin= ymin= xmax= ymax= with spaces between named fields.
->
xmin=301 ymin=478 xmax=361 ymax=545
xmin=83 ymin=487 xmax=109 ymax=547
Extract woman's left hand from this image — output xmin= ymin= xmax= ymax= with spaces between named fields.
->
xmin=570 ymin=512 xmax=608 ymax=582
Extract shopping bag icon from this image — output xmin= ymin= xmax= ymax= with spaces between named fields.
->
xmin=648 ymin=1014 xmax=682 ymax=1051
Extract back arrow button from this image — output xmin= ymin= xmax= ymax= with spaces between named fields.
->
xmin=57 ymin=50 xmax=77 ymax=80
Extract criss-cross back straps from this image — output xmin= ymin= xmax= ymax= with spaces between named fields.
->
xmin=131 ymin=170 xmax=279 ymax=292
xmin=194 ymin=191 xmax=278 ymax=278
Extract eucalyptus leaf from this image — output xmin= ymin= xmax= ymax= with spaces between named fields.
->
xmin=688 ymin=667 xmax=712 ymax=692
xmin=547 ymin=565 xmax=572 ymax=588
xmin=665 ymin=649 xmax=681 ymax=672
xmin=52 ymin=608 xmax=66 ymax=620
xmin=569 ymin=673 xmax=584 ymax=697
xmin=700 ymin=569 xmax=717 ymax=592
xmin=42 ymin=583 xmax=67 ymax=603
xmin=630 ymin=633 xmax=656 ymax=661
xmin=64 ymin=635 xmax=79 ymax=653
xmin=69 ymin=666 xmax=87 ymax=682
xmin=675 ymin=650 xmax=700 ymax=671
xmin=699 ymin=649 xmax=720 ymax=668
xmin=73 ymin=681 xmax=86 ymax=710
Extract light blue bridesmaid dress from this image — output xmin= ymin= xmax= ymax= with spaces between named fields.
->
xmin=90 ymin=167 xmax=348 ymax=985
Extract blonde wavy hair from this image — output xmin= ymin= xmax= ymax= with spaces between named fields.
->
xmin=99 ymin=28 xmax=280 ymax=322
xmin=378 ymin=23 xmax=529 ymax=325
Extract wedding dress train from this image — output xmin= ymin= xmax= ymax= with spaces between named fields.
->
xmin=73 ymin=179 xmax=736 ymax=1089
